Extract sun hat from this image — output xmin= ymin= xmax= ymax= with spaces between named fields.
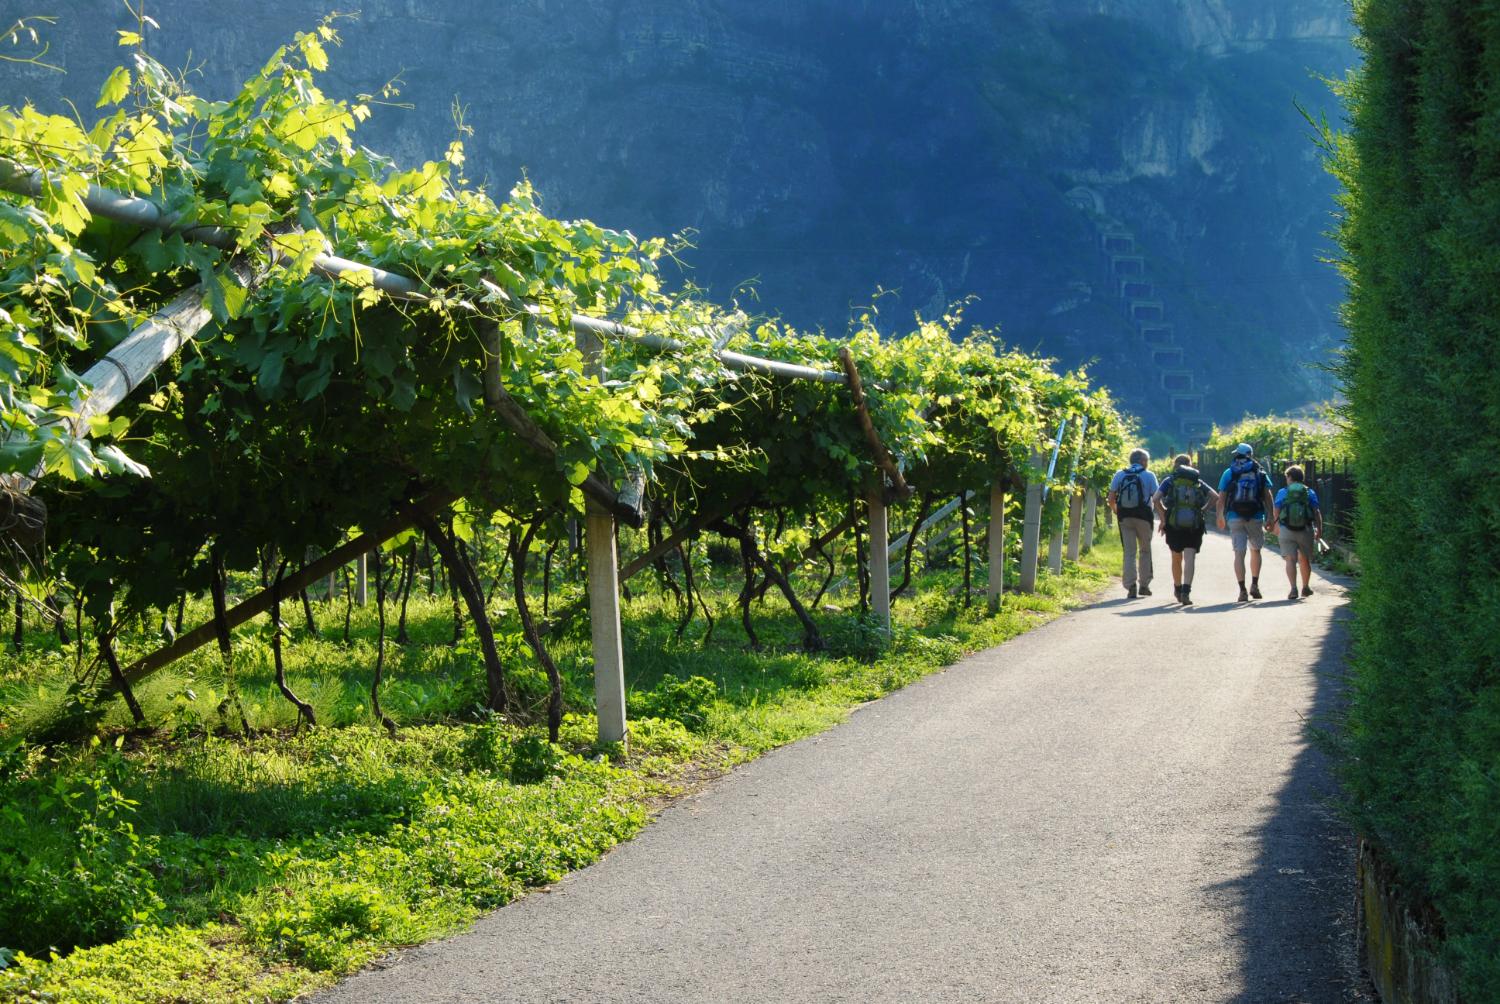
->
xmin=1233 ymin=443 xmax=1253 ymax=457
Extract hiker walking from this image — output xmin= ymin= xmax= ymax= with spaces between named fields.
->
xmin=1152 ymin=453 xmax=1218 ymax=606
xmin=1214 ymin=443 xmax=1277 ymax=602
xmin=1274 ymin=465 xmax=1323 ymax=600
xmin=1108 ymin=448 xmax=1159 ymax=598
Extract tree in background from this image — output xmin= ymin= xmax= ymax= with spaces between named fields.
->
xmin=1332 ymin=0 xmax=1500 ymax=990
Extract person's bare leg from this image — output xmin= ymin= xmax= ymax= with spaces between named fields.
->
xmin=1299 ymin=552 xmax=1312 ymax=590
xmin=1249 ymin=546 xmax=1262 ymax=581
xmin=1233 ymin=549 xmax=1247 ymax=584
xmin=1171 ymin=551 xmax=1183 ymax=589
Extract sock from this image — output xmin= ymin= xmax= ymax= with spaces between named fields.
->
xmin=1251 ymin=576 xmax=1259 ymax=587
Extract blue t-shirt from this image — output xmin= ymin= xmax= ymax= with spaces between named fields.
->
xmin=1110 ymin=465 xmax=1159 ymax=518
xmin=1218 ymin=464 xmax=1273 ymax=522
xmin=1273 ymin=486 xmax=1321 ymax=510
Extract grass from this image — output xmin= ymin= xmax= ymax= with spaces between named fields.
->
xmin=0 ymin=533 xmax=1119 ymax=1002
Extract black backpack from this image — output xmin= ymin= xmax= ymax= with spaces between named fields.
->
xmin=1227 ymin=459 xmax=1263 ymax=518
xmin=1116 ymin=469 xmax=1148 ymax=516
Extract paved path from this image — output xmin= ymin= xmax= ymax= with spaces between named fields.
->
xmin=316 ymin=537 xmax=1369 ymax=1003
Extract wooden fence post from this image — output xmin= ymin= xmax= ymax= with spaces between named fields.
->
xmin=356 ymin=553 xmax=368 ymax=607
xmin=867 ymin=484 xmax=891 ymax=633
xmin=1083 ymin=488 xmax=1098 ymax=552
xmin=1067 ymin=489 xmax=1084 ymax=561
xmin=1020 ymin=458 xmax=1043 ymax=593
xmin=987 ymin=478 xmax=1006 ymax=612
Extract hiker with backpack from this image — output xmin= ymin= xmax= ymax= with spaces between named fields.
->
xmin=1151 ymin=454 xmax=1218 ymax=606
xmin=1214 ymin=443 xmax=1277 ymax=602
xmin=1274 ymin=465 xmax=1323 ymax=600
xmin=1108 ymin=448 xmax=1159 ymax=599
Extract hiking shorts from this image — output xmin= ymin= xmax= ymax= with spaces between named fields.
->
xmin=1164 ymin=526 xmax=1205 ymax=554
xmin=1229 ymin=520 xmax=1265 ymax=554
xmin=1280 ymin=527 xmax=1316 ymax=563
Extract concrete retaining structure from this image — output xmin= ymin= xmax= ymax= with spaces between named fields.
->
xmin=1358 ymin=839 xmax=1460 ymax=1003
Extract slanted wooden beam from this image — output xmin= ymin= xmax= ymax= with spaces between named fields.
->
xmin=838 ymin=347 xmax=912 ymax=500
xmin=99 ymin=491 xmax=457 ymax=696
xmin=617 ymin=502 xmax=738 ymax=584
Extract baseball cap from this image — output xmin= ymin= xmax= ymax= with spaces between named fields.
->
xmin=1233 ymin=443 xmax=1253 ymax=457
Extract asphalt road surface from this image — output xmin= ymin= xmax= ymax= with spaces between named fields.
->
xmin=315 ymin=536 xmax=1371 ymax=1003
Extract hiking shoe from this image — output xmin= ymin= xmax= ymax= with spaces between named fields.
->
xmin=1249 ymin=583 xmax=1263 ymax=600
xmin=1238 ymin=585 xmax=1249 ymax=603
xmin=1289 ymin=588 xmax=1300 ymax=601
xmin=1126 ymin=584 xmax=1137 ymax=599
xmin=1138 ymin=585 xmax=1152 ymax=597
xmin=1174 ymin=585 xmax=1184 ymax=603
xmin=1302 ymin=585 xmax=1314 ymax=597
xmin=1182 ymin=587 xmax=1193 ymax=607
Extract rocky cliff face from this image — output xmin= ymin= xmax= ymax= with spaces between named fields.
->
xmin=9 ymin=0 xmax=1356 ymax=436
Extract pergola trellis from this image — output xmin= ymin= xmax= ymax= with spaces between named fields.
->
xmin=0 ymin=157 xmax=1092 ymax=745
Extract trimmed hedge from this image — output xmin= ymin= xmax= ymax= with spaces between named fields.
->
xmin=1334 ymin=0 xmax=1500 ymax=992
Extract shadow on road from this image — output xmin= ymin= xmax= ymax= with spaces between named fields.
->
xmin=1115 ymin=604 xmax=1180 ymax=617
xmin=1208 ymin=582 xmax=1375 ymax=1002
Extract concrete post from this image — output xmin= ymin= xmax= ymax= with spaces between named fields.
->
xmin=1019 ymin=460 xmax=1043 ymax=593
xmin=1067 ymin=489 xmax=1084 ymax=561
xmin=867 ymin=485 xmax=890 ymax=633
xmin=356 ymin=553 xmax=368 ymax=607
xmin=576 ymin=324 xmax=628 ymax=746
xmin=1047 ymin=502 xmax=1064 ymax=575
xmin=1083 ymin=488 xmax=1098 ymax=552
xmin=987 ymin=479 xmax=1006 ymax=612
xmin=585 ymin=500 xmax=628 ymax=746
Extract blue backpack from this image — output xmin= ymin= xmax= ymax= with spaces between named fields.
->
xmin=1227 ymin=459 xmax=1263 ymax=518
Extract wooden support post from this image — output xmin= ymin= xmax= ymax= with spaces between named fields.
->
xmin=1083 ymin=488 xmax=1098 ymax=552
xmin=585 ymin=500 xmax=628 ymax=746
xmin=987 ymin=479 xmax=1006 ymax=612
xmin=356 ymin=553 xmax=368 ymax=607
xmin=1020 ymin=461 xmax=1043 ymax=594
xmin=867 ymin=485 xmax=891 ymax=633
xmin=1067 ymin=489 xmax=1084 ymax=561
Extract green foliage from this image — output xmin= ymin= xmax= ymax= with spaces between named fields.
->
xmin=1203 ymin=412 xmax=1347 ymax=461
xmin=1329 ymin=1 xmax=1500 ymax=991
xmin=628 ymin=675 xmax=718 ymax=733
xmin=0 ymin=749 xmax=164 ymax=954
